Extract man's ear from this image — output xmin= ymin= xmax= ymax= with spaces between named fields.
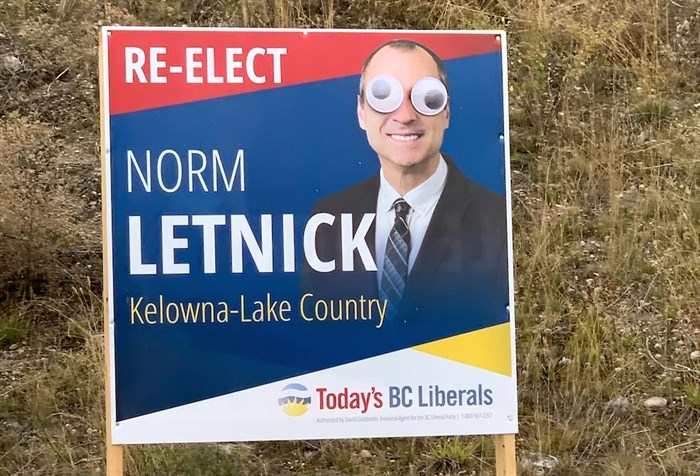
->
xmin=444 ymin=104 xmax=450 ymax=129
xmin=357 ymin=96 xmax=366 ymax=130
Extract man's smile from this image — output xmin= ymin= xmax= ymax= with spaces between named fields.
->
xmin=388 ymin=133 xmax=421 ymax=142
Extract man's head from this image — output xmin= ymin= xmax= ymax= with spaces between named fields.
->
xmin=357 ymin=40 xmax=450 ymax=180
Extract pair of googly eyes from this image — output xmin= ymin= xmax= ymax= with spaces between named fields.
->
xmin=365 ymin=75 xmax=448 ymax=116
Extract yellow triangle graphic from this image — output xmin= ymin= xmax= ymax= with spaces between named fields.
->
xmin=413 ymin=323 xmax=512 ymax=376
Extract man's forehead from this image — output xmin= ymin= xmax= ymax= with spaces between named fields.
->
xmin=365 ymin=46 xmax=439 ymax=77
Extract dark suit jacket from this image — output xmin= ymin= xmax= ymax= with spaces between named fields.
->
xmin=303 ymin=157 xmax=510 ymax=334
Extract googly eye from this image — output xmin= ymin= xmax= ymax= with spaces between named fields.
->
xmin=365 ymin=75 xmax=404 ymax=114
xmin=411 ymin=77 xmax=448 ymax=116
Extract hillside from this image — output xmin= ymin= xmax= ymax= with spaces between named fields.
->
xmin=1 ymin=1 xmax=699 ymax=474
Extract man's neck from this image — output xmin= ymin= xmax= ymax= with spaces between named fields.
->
xmin=380 ymin=156 xmax=441 ymax=196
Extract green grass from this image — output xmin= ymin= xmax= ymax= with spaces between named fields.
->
xmin=0 ymin=322 xmax=24 ymax=349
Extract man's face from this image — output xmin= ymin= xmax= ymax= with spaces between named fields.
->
xmin=358 ymin=46 xmax=449 ymax=174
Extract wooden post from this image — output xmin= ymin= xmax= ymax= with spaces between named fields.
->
xmin=494 ymin=434 xmax=516 ymax=475
xmin=99 ymin=28 xmax=125 ymax=476
xmin=103 ymin=285 xmax=123 ymax=475
xmin=104 ymin=325 xmax=124 ymax=476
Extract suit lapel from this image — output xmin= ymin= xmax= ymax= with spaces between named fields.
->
xmin=407 ymin=161 xmax=472 ymax=282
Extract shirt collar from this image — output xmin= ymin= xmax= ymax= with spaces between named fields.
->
xmin=378 ymin=156 xmax=448 ymax=215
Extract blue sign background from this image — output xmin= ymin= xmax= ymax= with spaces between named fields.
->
xmin=110 ymin=53 xmax=508 ymax=420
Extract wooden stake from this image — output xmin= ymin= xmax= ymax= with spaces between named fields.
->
xmin=104 ymin=379 xmax=124 ymax=476
xmin=103 ymin=283 xmax=123 ymax=475
xmin=494 ymin=434 xmax=516 ymax=475
xmin=100 ymin=28 xmax=125 ymax=476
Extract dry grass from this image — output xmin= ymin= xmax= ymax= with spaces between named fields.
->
xmin=0 ymin=0 xmax=699 ymax=474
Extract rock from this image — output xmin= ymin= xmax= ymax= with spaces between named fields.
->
xmin=359 ymin=449 xmax=372 ymax=459
xmin=522 ymin=453 xmax=558 ymax=474
xmin=690 ymin=351 xmax=700 ymax=361
xmin=6 ymin=420 xmax=24 ymax=432
xmin=1 ymin=54 xmax=21 ymax=72
xmin=603 ymin=396 xmax=630 ymax=414
xmin=217 ymin=443 xmax=253 ymax=457
xmin=217 ymin=443 xmax=235 ymax=455
xmin=643 ymin=396 xmax=668 ymax=409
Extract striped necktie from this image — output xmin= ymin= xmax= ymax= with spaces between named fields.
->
xmin=380 ymin=198 xmax=411 ymax=318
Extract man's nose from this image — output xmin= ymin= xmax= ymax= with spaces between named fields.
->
xmin=390 ymin=96 xmax=418 ymax=123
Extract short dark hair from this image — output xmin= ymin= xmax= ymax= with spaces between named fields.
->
xmin=358 ymin=39 xmax=449 ymax=104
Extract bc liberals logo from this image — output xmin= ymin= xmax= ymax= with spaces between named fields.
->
xmin=278 ymin=383 xmax=311 ymax=417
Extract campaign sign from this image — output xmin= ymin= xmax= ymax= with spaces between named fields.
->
xmin=101 ymin=27 xmax=517 ymax=443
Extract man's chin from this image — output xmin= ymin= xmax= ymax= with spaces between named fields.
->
xmin=380 ymin=153 xmax=439 ymax=173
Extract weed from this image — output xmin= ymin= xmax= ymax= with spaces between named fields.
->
xmin=0 ymin=321 xmax=24 ymax=349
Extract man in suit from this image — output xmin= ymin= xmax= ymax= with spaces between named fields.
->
xmin=304 ymin=39 xmax=509 ymax=336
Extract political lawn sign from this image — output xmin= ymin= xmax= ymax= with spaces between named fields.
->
xmin=100 ymin=27 xmax=517 ymax=444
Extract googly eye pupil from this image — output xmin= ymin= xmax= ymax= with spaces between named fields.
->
xmin=411 ymin=77 xmax=448 ymax=116
xmin=371 ymin=80 xmax=391 ymax=100
xmin=424 ymin=90 xmax=445 ymax=110
xmin=365 ymin=75 xmax=403 ymax=113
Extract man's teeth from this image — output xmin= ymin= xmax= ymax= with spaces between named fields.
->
xmin=390 ymin=134 xmax=419 ymax=141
